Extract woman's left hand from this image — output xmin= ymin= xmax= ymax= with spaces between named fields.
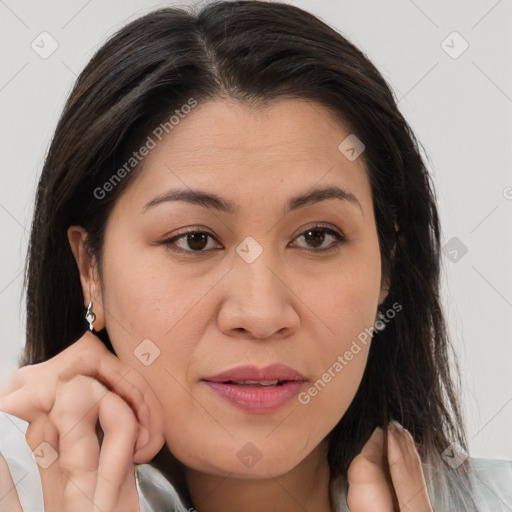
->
xmin=346 ymin=421 xmax=434 ymax=511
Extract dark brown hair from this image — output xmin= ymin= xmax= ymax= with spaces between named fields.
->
xmin=22 ymin=0 xmax=470 ymax=494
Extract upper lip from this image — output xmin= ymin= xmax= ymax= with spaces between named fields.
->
xmin=203 ymin=364 xmax=307 ymax=383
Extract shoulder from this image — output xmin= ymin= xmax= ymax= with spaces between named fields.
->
xmin=0 ymin=412 xmax=44 ymax=512
xmin=467 ymin=457 xmax=512 ymax=509
xmin=423 ymin=455 xmax=512 ymax=511
xmin=469 ymin=456 xmax=512 ymax=476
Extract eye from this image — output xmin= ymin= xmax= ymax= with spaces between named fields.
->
xmin=290 ymin=225 xmax=346 ymax=253
xmin=162 ymin=229 xmax=221 ymax=254
xmin=161 ymin=224 xmax=346 ymax=255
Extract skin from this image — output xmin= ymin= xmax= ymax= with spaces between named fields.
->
xmin=74 ymin=98 xmax=387 ymax=510
xmin=0 ymin=98 xmax=433 ymax=511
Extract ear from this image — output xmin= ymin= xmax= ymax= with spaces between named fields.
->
xmin=67 ymin=225 xmax=105 ymax=331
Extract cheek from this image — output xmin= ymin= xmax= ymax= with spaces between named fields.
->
xmin=293 ymin=245 xmax=379 ymax=426
xmin=100 ymin=241 xmax=216 ymax=357
xmin=300 ymin=338 xmax=370 ymax=419
xmin=298 ymin=248 xmax=381 ymax=343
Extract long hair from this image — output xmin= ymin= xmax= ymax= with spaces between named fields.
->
xmin=21 ymin=0 xmax=476 ymax=505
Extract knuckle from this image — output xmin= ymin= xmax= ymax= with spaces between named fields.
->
xmin=54 ymin=375 xmax=104 ymax=415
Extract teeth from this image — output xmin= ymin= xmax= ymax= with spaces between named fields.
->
xmin=230 ymin=379 xmax=279 ymax=386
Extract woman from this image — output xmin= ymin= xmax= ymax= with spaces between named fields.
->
xmin=0 ymin=1 xmax=510 ymax=511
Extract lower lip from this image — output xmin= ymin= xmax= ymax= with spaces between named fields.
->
xmin=202 ymin=380 xmax=305 ymax=414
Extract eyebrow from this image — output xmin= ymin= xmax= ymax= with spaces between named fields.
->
xmin=141 ymin=184 xmax=363 ymax=216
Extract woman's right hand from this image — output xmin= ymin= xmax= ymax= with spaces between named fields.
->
xmin=0 ymin=331 xmax=165 ymax=512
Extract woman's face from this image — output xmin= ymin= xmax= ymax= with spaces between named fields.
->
xmin=85 ymin=99 xmax=387 ymax=478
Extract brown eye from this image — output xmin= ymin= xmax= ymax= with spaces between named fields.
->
xmin=303 ymin=229 xmax=327 ymax=248
xmin=184 ymin=232 xmax=209 ymax=251
xmin=292 ymin=226 xmax=345 ymax=252
xmin=163 ymin=230 xmax=221 ymax=254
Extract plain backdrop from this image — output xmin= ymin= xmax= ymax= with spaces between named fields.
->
xmin=1 ymin=0 xmax=511 ymax=460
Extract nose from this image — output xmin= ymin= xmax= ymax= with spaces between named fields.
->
xmin=217 ymin=251 xmax=300 ymax=340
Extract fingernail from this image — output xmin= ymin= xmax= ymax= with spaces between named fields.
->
xmin=388 ymin=420 xmax=402 ymax=432
xmin=389 ymin=420 xmax=415 ymax=443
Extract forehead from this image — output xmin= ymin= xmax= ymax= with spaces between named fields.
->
xmin=117 ymin=98 xmax=372 ymax=213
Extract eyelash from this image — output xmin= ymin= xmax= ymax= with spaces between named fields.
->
xmin=161 ymin=224 xmax=346 ymax=255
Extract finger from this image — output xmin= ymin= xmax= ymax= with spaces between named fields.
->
xmin=1 ymin=367 xmax=160 ymax=466
xmin=0 ymin=364 xmax=33 ymax=396
xmin=50 ymin=376 xmax=108 ymax=509
xmin=59 ymin=333 xmax=150 ymax=424
xmin=1 ymin=332 xmax=146 ymax=429
xmin=347 ymin=427 xmax=395 ymax=511
xmin=25 ymin=414 xmax=59 ymax=458
xmin=26 ymin=416 xmax=64 ymax=512
xmin=0 ymin=376 xmax=57 ymax=424
xmin=94 ymin=391 xmax=140 ymax=511
xmin=1 ymin=331 xmax=163 ymax=460
xmin=52 ymin=376 xmax=110 ymax=471
xmin=388 ymin=422 xmax=433 ymax=511
xmin=58 ymin=332 xmax=163 ymax=457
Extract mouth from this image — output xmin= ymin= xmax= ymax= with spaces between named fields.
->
xmin=215 ymin=379 xmax=289 ymax=386
xmin=203 ymin=363 xmax=307 ymax=383
xmin=201 ymin=364 xmax=306 ymax=414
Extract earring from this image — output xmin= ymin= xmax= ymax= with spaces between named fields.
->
xmin=85 ymin=301 xmax=96 ymax=332
xmin=374 ymin=303 xmax=387 ymax=332
xmin=374 ymin=313 xmax=387 ymax=332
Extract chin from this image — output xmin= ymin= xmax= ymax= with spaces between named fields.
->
xmin=171 ymin=436 xmax=306 ymax=479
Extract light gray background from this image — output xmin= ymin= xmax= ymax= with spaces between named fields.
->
xmin=1 ymin=0 xmax=511 ymax=460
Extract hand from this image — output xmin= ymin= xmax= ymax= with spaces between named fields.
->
xmin=346 ymin=421 xmax=433 ymax=512
xmin=0 ymin=331 xmax=166 ymax=512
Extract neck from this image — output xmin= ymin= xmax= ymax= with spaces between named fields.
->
xmin=183 ymin=441 xmax=334 ymax=512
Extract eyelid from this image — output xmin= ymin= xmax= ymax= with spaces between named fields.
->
xmin=291 ymin=222 xmax=346 ymax=240
xmin=161 ymin=223 xmax=347 ymax=254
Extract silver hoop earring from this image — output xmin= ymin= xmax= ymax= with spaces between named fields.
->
xmin=85 ymin=301 xmax=96 ymax=332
